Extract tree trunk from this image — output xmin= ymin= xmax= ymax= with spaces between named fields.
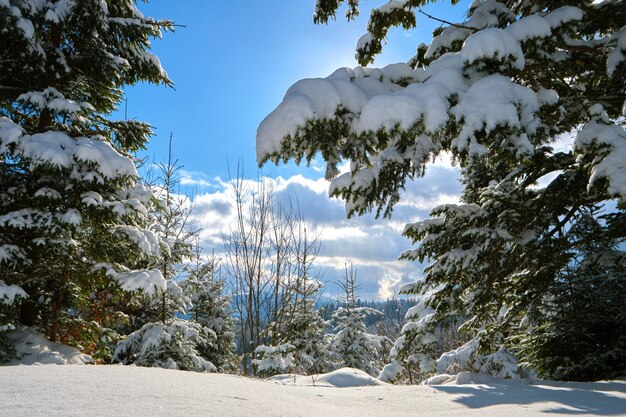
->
xmin=19 ymin=298 xmax=38 ymax=327
xmin=50 ymin=258 xmax=71 ymax=342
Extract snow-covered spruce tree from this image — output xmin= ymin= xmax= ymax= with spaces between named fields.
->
xmin=148 ymin=138 xmax=197 ymax=325
xmin=379 ymin=288 xmax=470 ymax=383
xmin=110 ymin=145 xmax=226 ymax=372
xmin=0 ymin=0 xmax=173 ymax=355
xmin=181 ymin=251 xmax=237 ymax=372
xmin=119 ymin=140 xmax=196 ymax=332
xmin=331 ymin=265 xmax=384 ymax=375
xmin=286 ymin=284 xmax=332 ymax=375
xmin=252 ymin=343 xmax=295 ymax=377
xmin=257 ymin=1 xmax=626 ymax=381
xmin=111 ymin=319 xmax=217 ymax=372
xmin=514 ymin=206 xmax=626 ymax=381
xmin=263 ymin=277 xmax=332 ymax=376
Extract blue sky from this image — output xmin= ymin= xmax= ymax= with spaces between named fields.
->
xmin=122 ymin=0 xmax=471 ymax=300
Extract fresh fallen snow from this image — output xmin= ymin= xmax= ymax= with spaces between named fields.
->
xmin=6 ymin=328 xmax=93 ymax=365
xmin=0 ymin=280 xmax=27 ymax=304
xmin=460 ymin=28 xmax=525 ymax=70
xmin=1 ymin=365 xmax=625 ymax=416
xmin=269 ymin=367 xmax=385 ymax=387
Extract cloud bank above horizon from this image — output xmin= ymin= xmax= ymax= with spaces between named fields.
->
xmin=183 ymin=156 xmax=462 ymax=301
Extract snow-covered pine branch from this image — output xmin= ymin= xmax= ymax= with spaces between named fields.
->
xmin=258 ymin=0 xmax=626 ymax=382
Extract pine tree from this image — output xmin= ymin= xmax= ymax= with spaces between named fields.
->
xmin=515 ymin=206 xmax=626 ymax=381
xmin=257 ymin=1 xmax=626 ymax=381
xmin=182 ymin=251 xmax=237 ymax=373
xmin=331 ymin=265 xmax=384 ymax=375
xmin=0 ymin=0 xmax=173 ymax=358
xmin=111 ymin=319 xmax=217 ymax=372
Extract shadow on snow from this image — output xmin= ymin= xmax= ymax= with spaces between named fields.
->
xmin=433 ymin=380 xmax=626 ymax=415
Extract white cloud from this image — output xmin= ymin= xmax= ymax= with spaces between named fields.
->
xmin=185 ymin=164 xmax=461 ymax=300
xmin=179 ymin=170 xmax=219 ymax=189
xmin=377 ymin=274 xmax=404 ymax=300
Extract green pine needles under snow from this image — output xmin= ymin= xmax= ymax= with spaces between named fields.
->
xmin=1 ymin=0 xmax=626 ymax=386
xmin=257 ymin=0 xmax=626 ymax=382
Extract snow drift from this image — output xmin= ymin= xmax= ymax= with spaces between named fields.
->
xmin=269 ymin=367 xmax=385 ymax=387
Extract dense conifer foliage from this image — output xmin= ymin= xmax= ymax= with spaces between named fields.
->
xmin=0 ymin=0 xmax=177 ymax=359
xmin=257 ymin=0 xmax=626 ymax=381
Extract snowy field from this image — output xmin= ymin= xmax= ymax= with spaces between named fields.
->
xmin=0 ymin=365 xmax=625 ymax=417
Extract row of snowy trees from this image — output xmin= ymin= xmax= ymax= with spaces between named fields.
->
xmin=252 ymin=264 xmax=390 ymax=377
xmin=257 ymin=0 xmax=626 ymax=382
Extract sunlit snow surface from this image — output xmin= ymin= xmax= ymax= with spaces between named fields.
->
xmin=269 ymin=367 xmax=385 ymax=387
xmin=5 ymin=328 xmax=93 ymax=366
xmin=1 ymin=365 xmax=625 ymax=416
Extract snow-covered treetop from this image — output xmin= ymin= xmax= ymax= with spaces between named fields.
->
xmin=257 ymin=0 xmax=625 ymax=217
xmin=0 ymin=0 xmax=173 ymax=151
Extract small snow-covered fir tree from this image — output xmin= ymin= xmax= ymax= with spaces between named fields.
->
xmin=123 ymin=141 xmax=197 ymax=332
xmin=331 ymin=307 xmax=384 ymax=375
xmin=379 ymin=290 xmax=456 ymax=383
xmin=182 ymin=252 xmax=237 ymax=372
xmin=265 ymin=277 xmax=332 ymax=375
xmin=148 ymin=138 xmax=197 ymax=324
xmin=0 ymin=0 xmax=174 ymax=355
xmin=252 ymin=343 xmax=295 ymax=377
xmin=257 ymin=0 xmax=626 ymax=381
xmin=331 ymin=265 xmax=384 ymax=376
xmin=286 ymin=299 xmax=331 ymax=375
xmin=112 ymin=319 xmax=216 ymax=372
xmin=111 ymin=149 xmax=229 ymax=372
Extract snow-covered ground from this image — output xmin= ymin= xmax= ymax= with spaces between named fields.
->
xmin=1 ymin=365 xmax=625 ymax=417
xmin=269 ymin=367 xmax=385 ymax=387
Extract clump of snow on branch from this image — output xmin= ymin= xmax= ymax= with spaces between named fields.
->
xmin=0 ymin=281 xmax=27 ymax=305
xmin=0 ymin=117 xmax=137 ymax=181
xmin=574 ymin=109 xmax=626 ymax=198
xmin=6 ymin=328 xmax=94 ymax=365
xmin=95 ymin=264 xmax=167 ymax=295
xmin=253 ymin=343 xmax=296 ymax=376
xmin=460 ymin=28 xmax=525 ymax=71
